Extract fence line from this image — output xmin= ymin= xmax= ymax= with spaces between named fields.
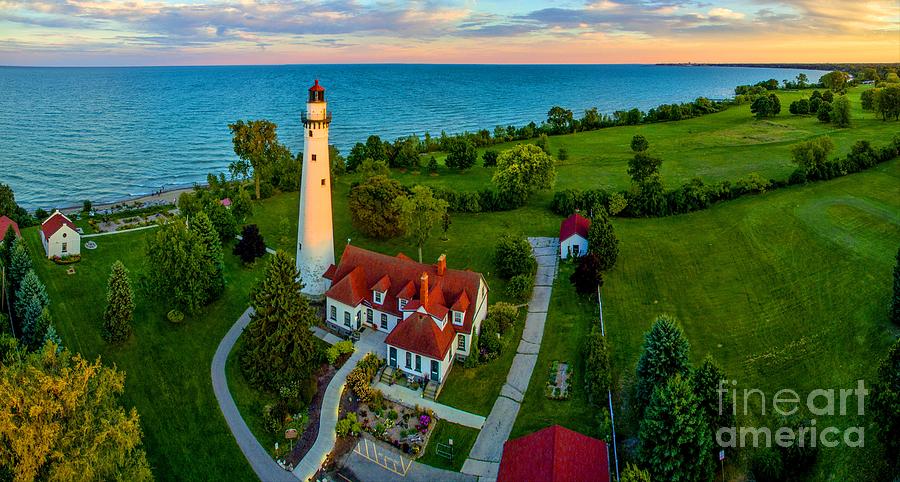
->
xmin=598 ymin=285 xmax=619 ymax=480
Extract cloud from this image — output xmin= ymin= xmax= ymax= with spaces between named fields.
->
xmin=707 ymin=7 xmax=745 ymax=20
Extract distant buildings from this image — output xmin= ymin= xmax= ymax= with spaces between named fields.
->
xmin=40 ymin=211 xmax=80 ymax=259
xmin=559 ymin=213 xmax=591 ymax=259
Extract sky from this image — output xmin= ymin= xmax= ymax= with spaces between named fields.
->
xmin=0 ymin=0 xmax=897 ymax=66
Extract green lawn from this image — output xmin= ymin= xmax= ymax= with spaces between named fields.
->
xmin=24 ymin=228 xmax=263 ymax=481
xmin=226 ymin=333 xmax=281 ymax=455
xmin=509 ymin=263 xmax=600 ymax=440
xmin=601 ymin=158 xmax=900 ymax=480
xmin=418 ymin=420 xmax=479 ymax=472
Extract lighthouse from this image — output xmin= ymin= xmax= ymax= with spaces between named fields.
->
xmin=296 ymin=79 xmax=335 ymax=297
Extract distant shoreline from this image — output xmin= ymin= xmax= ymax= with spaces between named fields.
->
xmin=656 ymin=62 xmax=898 ymax=71
xmin=57 ymin=184 xmax=201 ymax=214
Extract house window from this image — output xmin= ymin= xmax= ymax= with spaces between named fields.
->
xmin=458 ymin=334 xmax=466 ymax=350
xmin=573 ymin=244 xmax=580 ymax=256
xmin=389 ymin=347 xmax=397 ymax=367
xmin=399 ymin=299 xmax=407 ymax=310
xmin=374 ymin=291 xmax=383 ymax=304
xmin=367 ymin=309 xmax=373 ymax=324
xmin=405 ymin=352 xmax=412 ymax=369
xmin=415 ymin=355 xmax=421 ymax=372
xmin=343 ymin=311 xmax=351 ymax=327
xmin=330 ymin=306 xmax=336 ymax=321
xmin=453 ymin=311 xmax=462 ymax=325
xmin=380 ymin=314 xmax=388 ymax=329
xmin=61 ymin=242 xmax=67 ymax=253
xmin=312 ymin=154 xmax=317 ymax=161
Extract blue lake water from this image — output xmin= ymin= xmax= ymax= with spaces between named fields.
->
xmin=0 ymin=64 xmax=823 ymax=209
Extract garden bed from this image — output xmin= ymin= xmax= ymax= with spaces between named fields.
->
xmin=283 ymin=361 xmax=342 ymax=468
xmin=355 ymin=398 xmax=435 ymax=457
xmin=544 ymin=360 xmax=572 ymax=400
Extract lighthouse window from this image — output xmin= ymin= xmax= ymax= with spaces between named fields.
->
xmin=311 ymin=154 xmax=317 ymax=161
xmin=321 ymin=179 xmax=326 ymax=186
xmin=309 ymin=130 xmax=313 ymax=137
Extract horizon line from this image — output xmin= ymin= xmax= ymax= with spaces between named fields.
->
xmin=2 ymin=61 xmax=897 ymax=69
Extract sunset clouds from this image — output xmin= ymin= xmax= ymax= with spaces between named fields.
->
xmin=0 ymin=0 xmax=896 ymax=65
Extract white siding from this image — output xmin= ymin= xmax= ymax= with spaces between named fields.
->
xmin=45 ymin=226 xmax=80 ymax=259
xmin=560 ymin=234 xmax=588 ymax=259
xmin=386 ymin=345 xmax=453 ymax=383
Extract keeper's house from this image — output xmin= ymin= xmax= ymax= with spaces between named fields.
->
xmin=323 ymin=245 xmax=488 ymax=385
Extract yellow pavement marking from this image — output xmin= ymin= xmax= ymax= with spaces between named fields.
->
xmin=353 ymin=438 xmax=412 ymax=476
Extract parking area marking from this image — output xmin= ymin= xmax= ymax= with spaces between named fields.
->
xmin=353 ymin=437 xmax=413 ymax=477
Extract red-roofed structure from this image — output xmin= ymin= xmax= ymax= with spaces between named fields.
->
xmin=40 ymin=211 xmax=80 ymax=259
xmin=324 ymin=244 xmax=488 ymax=385
xmin=559 ymin=213 xmax=591 ymax=259
xmin=0 ymin=216 xmax=20 ymax=242
xmin=497 ymin=425 xmax=610 ymax=482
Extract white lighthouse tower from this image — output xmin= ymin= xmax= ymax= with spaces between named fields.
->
xmin=296 ymin=79 xmax=335 ymax=297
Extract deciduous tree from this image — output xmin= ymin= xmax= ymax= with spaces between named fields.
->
xmin=233 ymin=224 xmax=267 ymax=264
xmin=871 ymin=338 xmax=900 ymax=469
xmin=570 ymin=252 xmax=604 ymax=295
xmin=228 ymin=119 xmax=279 ymax=200
xmin=444 ymin=138 xmax=477 ymax=170
xmin=393 ymin=186 xmax=448 ymax=262
xmin=630 ymin=134 xmax=649 ymax=153
xmin=831 ymin=95 xmax=851 ymax=127
xmin=583 ymin=327 xmax=610 ymax=405
xmin=103 ymin=261 xmax=134 ymax=344
xmin=492 ymin=144 xmax=556 ymax=207
xmin=493 ymin=234 xmax=536 ymax=279
xmin=348 ymin=175 xmax=407 ymax=239
xmin=146 ymin=219 xmax=209 ymax=313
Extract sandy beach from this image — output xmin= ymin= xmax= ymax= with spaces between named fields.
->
xmin=58 ymin=185 xmax=200 ymax=214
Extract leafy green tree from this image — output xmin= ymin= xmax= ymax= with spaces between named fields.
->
xmin=874 ymin=85 xmax=900 ymax=120
xmin=817 ymin=101 xmax=832 ymax=123
xmin=15 ymin=270 xmax=49 ymax=344
xmin=493 ymin=234 xmax=536 ymax=279
xmin=581 ymin=107 xmax=602 ymax=129
xmin=588 ymin=208 xmax=618 ymax=271
xmin=627 ymin=151 xmax=662 ymax=184
xmin=349 ymin=175 xmax=407 ymax=239
xmin=233 ymin=224 xmax=267 ymax=264
xmin=861 ymin=89 xmax=877 ymax=111
xmin=535 ymin=133 xmax=551 ymax=154
xmin=486 ymin=302 xmax=518 ymax=335
xmin=639 ymin=374 xmax=713 ymax=482
xmin=795 ymin=73 xmax=808 ymax=88
xmin=0 ymin=183 xmax=30 ymax=227
xmin=241 ymin=251 xmax=320 ymax=391
xmin=871 ymin=338 xmax=900 ymax=469
xmin=364 ymin=135 xmax=388 ymax=163
xmin=359 ymin=158 xmax=391 ymax=179
xmin=790 ymin=137 xmax=834 ymax=179
xmin=750 ymin=448 xmax=784 ymax=482
xmin=427 ymin=155 xmax=439 ymax=173
xmin=492 ymin=144 xmax=556 ymax=207
xmin=228 ymin=119 xmax=279 ymax=200
xmin=0 ymin=343 xmax=152 ymax=481
xmin=630 ymin=134 xmax=649 ymax=153
xmin=264 ymin=142 xmax=300 ymax=192
xmin=190 ymin=212 xmax=225 ymax=299
xmin=608 ymin=192 xmax=627 ymax=216
xmin=570 ymin=252 xmax=604 ymax=295
xmin=635 ymin=315 xmax=691 ymax=415
xmin=146 ymin=219 xmax=209 ymax=313
xmin=546 ymin=106 xmax=574 ymax=134
xmin=330 ymin=144 xmax=346 ymax=179
xmin=768 ymin=93 xmax=781 ymax=115
xmin=346 ymin=142 xmax=367 ymax=172
xmin=393 ymin=186 xmax=448 ymax=262
xmin=482 ymin=149 xmax=499 ymax=167
xmin=831 ymin=95 xmax=851 ymax=127
xmin=103 ymin=261 xmax=134 ymax=344
xmin=751 ymin=96 xmax=772 ymax=119
xmin=629 ymin=173 xmax=666 ymax=217
xmin=392 ymin=136 xmax=421 ymax=169
xmin=441 ymin=211 xmax=451 ymax=240
xmin=583 ymin=327 xmax=610 ymax=405
xmin=444 ymin=138 xmax=477 ymax=170
xmin=820 ymin=70 xmax=850 ymax=93
xmin=892 ymin=247 xmax=900 ymax=325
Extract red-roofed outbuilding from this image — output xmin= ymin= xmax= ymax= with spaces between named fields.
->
xmin=40 ymin=211 xmax=80 ymax=259
xmin=559 ymin=213 xmax=591 ymax=259
xmin=498 ymin=425 xmax=610 ymax=482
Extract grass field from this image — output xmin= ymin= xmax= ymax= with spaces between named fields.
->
xmin=23 ymin=229 xmax=262 ymax=481
xmin=418 ymin=420 xmax=479 ymax=472
xmin=226 ymin=333 xmax=282 ymax=456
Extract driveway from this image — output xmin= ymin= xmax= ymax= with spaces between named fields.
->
xmin=340 ymin=434 xmax=476 ymax=482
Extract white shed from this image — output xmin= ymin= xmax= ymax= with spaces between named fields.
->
xmin=559 ymin=213 xmax=591 ymax=259
xmin=41 ymin=211 xmax=80 ymax=259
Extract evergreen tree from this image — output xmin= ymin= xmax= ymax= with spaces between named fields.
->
xmin=103 ymin=261 xmax=135 ymax=344
xmin=44 ymin=323 xmax=62 ymax=351
xmin=22 ymin=306 xmax=52 ymax=351
xmin=588 ymin=208 xmax=619 ymax=271
xmin=583 ymin=327 xmax=611 ymax=405
xmin=639 ymin=374 xmax=713 ymax=482
xmin=691 ymin=355 xmax=734 ymax=442
xmin=240 ymin=251 xmax=320 ymax=391
xmin=233 ymin=224 xmax=268 ymax=263
xmin=190 ymin=212 xmax=225 ymax=299
xmin=1 ymin=227 xmax=16 ymax=268
xmin=871 ymin=338 xmax=900 ymax=469
xmin=891 ymin=247 xmax=900 ymax=325
xmin=634 ymin=314 xmax=691 ymax=416
xmin=15 ymin=270 xmax=49 ymax=342
xmin=8 ymin=237 xmax=31 ymax=298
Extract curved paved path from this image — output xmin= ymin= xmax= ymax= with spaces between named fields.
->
xmin=211 ymin=308 xmax=297 ymax=482
xmin=460 ymin=237 xmax=559 ymax=481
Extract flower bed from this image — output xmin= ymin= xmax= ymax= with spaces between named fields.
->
xmin=545 ymin=360 xmax=572 ymax=400
xmin=51 ymin=254 xmax=81 ymax=265
xmin=356 ymin=398 xmax=435 ymax=457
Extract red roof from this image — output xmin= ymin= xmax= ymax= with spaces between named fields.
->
xmin=309 ymin=79 xmax=325 ymax=92
xmin=325 ymin=245 xmax=485 ymax=334
xmin=559 ymin=213 xmax=591 ymax=242
xmin=41 ymin=211 xmax=76 ymax=239
xmin=384 ymin=312 xmax=456 ymax=360
xmin=0 ymin=216 xmax=20 ymax=240
xmin=498 ymin=425 xmax=610 ymax=482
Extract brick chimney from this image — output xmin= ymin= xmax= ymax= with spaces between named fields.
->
xmin=436 ymin=254 xmax=446 ymax=276
xmin=420 ymin=272 xmax=429 ymax=307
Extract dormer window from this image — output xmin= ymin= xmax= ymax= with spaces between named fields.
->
xmin=399 ymin=298 xmax=408 ymax=310
xmin=453 ymin=311 xmax=463 ymax=325
xmin=374 ymin=291 xmax=384 ymax=305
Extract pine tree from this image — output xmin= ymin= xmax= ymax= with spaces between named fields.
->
xmin=635 ymin=314 xmax=691 ymax=416
xmin=891 ymin=246 xmax=900 ymax=326
xmin=15 ymin=270 xmax=49 ymax=341
xmin=8 ymin=237 xmax=31 ymax=298
xmin=103 ymin=261 xmax=134 ymax=344
xmin=588 ymin=207 xmax=619 ymax=271
xmin=44 ymin=324 xmax=62 ymax=352
xmin=583 ymin=327 xmax=610 ymax=405
xmin=240 ymin=250 xmax=320 ymax=391
xmin=190 ymin=212 xmax=225 ymax=299
xmin=639 ymin=374 xmax=713 ymax=482
xmin=1 ymin=227 xmax=16 ymax=268
xmin=22 ymin=306 xmax=52 ymax=351
xmin=691 ymin=355 xmax=734 ymax=442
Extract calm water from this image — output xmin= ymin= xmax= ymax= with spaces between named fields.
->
xmin=0 ymin=64 xmax=823 ymax=209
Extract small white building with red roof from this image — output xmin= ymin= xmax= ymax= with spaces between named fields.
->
xmin=559 ymin=213 xmax=591 ymax=259
xmin=323 ymin=245 xmax=488 ymax=386
xmin=0 ymin=216 xmax=21 ymax=244
xmin=40 ymin=210 xmax=80 ymax=259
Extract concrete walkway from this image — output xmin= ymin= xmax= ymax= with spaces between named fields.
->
xmin=211 ymin=307 xmax=297 ymax=482
xmin=81 ymin=223 xmax=160 ymax=238
xmin=460 ymin=237 xmax=559 ymax=481
xmin=374 ymin=382 xmax=487 ymax=429
xmin=292 ymin=329 xmax=387 ymax=481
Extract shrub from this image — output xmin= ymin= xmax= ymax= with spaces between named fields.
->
xmin=487 ymin=302 xmax=519 ymax=335
xmin=557 ymin=148 xmax=569 ymax=161
xmin=506 ymin=273 xmax=534 ymax=303
xmin=326 ymin=340 xmax=355 ymax=364
xmin=751 ymin=448 xmax=784 ymax=482
xmin=167 ymin=310 xmax=184 ymax=323
xmin=482 ymin=150 xmax=499 ymax=167
xmin=570 ymin=253 xmax=604 ymax=295
xmin=494 ymin=234 xmax=536 ymax=279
